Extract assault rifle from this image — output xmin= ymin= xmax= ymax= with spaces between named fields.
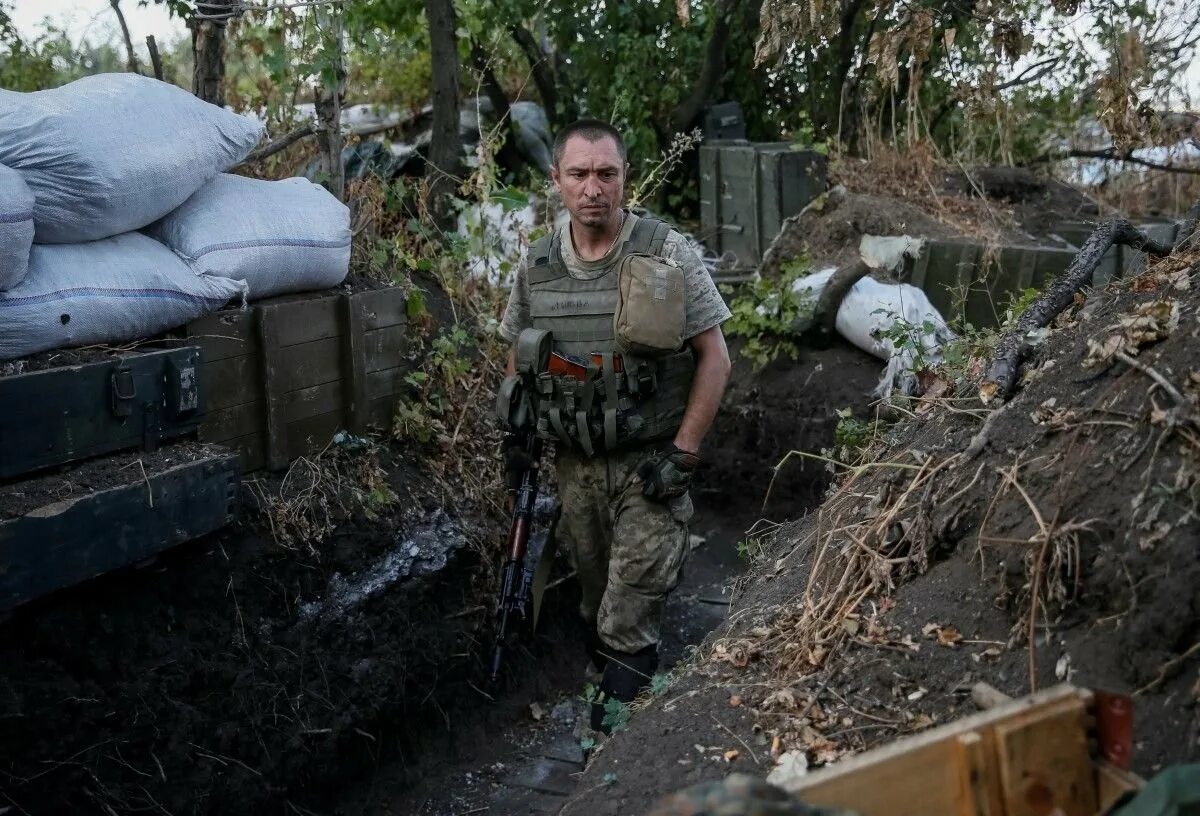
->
xmin=488 ymin=426 xmax=543 ymax=685
xmin=489 ymin=328 xmax=551 ymax=686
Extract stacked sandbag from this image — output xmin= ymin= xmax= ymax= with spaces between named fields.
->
xmin=147 ymin=174 xmax=351 ymax=300
xmin=0 ymin=73 xmax=263 ymax=243
xmin=0 ymin=233 xmax=245 ymax=361
xmin=0 ymin=164 xmax=33 ymax=290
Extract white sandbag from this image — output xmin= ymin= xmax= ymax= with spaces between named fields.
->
xmin=148 ymin=174 xmax=351 ymax=300
xmin=792 ymin=268 xmax=955 ymax=397
xmin=0 ymin=73 xmax=263 ymax=243
xmin=0 ymin=164 xmax=33 ymax=290
xmin=0 ymin=233 xmax=245 ymax=361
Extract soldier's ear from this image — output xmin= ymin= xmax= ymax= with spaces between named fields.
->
xmin=550 ymin=164 xmax=561 ymax=191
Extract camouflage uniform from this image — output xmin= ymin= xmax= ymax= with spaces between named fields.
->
xmin=646 ymin=773 xmax=861 ymax=816
xmin=556 ymin=445 xmax=694 ymax=654
xmin=500 ymin=212 xmax=729 ymax=658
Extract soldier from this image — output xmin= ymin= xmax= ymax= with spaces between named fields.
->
xmin=497 ymin=119 xmax=732 ymax=732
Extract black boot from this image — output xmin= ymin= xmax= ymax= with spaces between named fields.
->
xmin=583 ymin=627 xmax=608 ymax=673
xmin=589 ymin=643 xmax=658 ymax=733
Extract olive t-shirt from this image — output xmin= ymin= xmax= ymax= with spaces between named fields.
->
xmin=499 ymin=212 xmax=731 ymax=344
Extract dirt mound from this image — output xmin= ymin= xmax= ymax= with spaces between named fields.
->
xmin=761 ymin=151 xmax=1098 ymax=281
xmin=563 ymin=247 xmax=1200 ymax=814
xmin=761 ymin=190 xmax=961 ymax=276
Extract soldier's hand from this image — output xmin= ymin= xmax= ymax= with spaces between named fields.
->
xmin=637 ymin=444 xmax=700 ymax=502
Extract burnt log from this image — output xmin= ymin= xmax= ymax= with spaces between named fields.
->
xmin=978 ymin=218 xmax=1178 ymax=404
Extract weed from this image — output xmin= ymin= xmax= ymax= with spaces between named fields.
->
xmin=601 ymin=698 xmax=630 ymax=733
xmin=736 ymin=536 xmax=769 ymax=564
xmin=649 ymin=672 xmax=672 ymax=696
xmin=722 ymin=255 xmax=816 ymax=369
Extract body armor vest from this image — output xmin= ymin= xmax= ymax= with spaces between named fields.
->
xmin=525 ymin=214 xmax=695 ymax=455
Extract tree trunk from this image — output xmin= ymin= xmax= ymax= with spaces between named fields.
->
xmin=109 ymin=0 xmax=140 ymax=74
xmin=314 ymin=3 xmax=347 ymax=201
xmin=510 ymin=24 xmax=562 ymax=129
xmin=670 ymin=0 xmax=740 ymax=134
xmin=979 ymin=217 xmax=1180 ymax=404
xmin=425 ymin=0 xmax=464 ymax=228
xmin=190 ymin=0 xmax=235 ymax=105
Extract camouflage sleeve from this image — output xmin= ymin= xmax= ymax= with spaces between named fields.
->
xmin=498 ymin=262 xmax=532 ymax=343
xmin=664 ymin=230 xmax=731 ymax=340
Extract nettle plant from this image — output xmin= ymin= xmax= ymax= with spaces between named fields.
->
xmin=723 ymin=256 xmax=817 ymax=369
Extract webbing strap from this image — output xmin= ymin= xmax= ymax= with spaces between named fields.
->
xmin=601 ymin=352 xmax=618 ymax=452
xmin=549 ymin=405 xmax=572 ymax=446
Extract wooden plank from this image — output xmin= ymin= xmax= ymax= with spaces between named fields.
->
xmin=909 ymin=243 xmax=932 ymax=289
xmin=367 ymin=366 xmax=406 ymax=401
xmin=343 ymin=293 xmax=369 ymax=433
xmin=367 ymin=395 xmax=397 ymax=430
xmin=1096 ymin=762 xmax=1143 ymax=813
xmin=186 ymin=309 xmax=256 ymax=362
xmin=271 ymin=295 xmax=342 ymax=347
xmin=355 ymin=287 xmax=409 ymax=332
xmin=276 ymin=336 xmax=342 ymax=392
xmin=0 ymin=451 xmax=239 ymax=611
xmin=202 ymin=354 xmax=260 ymax=412
xmin=285 ymin=380 xmax=343 ymax=424
xmin=994 ymin=695 xmax=1096 ymax=816
xmin=699 ymin=145 xmax=721 ymax=254
xmin=199 ymin=401 xmax=262 ymax=444
xmin=364 ymin=325 xmax=409 ymax=373
xmin=0 ymin=347 xmax=205 ymax=479
xmin=285 ymin=409 xmax=343 ymax=461
xmin=955 ymin=733 xmax=997 ymax=816
xmin=258 ymin=304 xmax=288 ymax=471
xmin=716 ymin=145 xmax=760 ymax=269
xmin=783 ymin=686 xmax=1089 ymax=816
xmin=215 ymin=432 xmax=264 ymax=473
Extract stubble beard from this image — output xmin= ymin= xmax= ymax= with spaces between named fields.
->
xmin=573 ymin=200 xmax=616 ymax=230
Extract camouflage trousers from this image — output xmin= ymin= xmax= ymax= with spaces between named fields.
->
xmin=555 ymin=444 xmax=694 ymax=654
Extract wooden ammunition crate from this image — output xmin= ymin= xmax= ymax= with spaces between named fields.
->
xmin=784 ymin=685 xmax=1141 ymax=816
xmin=0 ymin=346 xmax=204 ymax=480
xmin=904 ymin=241 xmax=1078 ymax=328
xmin=700 ymin=142 xmax=827 ymax=276
xmin=186 ymin=286 xmax=412 ymax=471
xmin=0 ymin=443 xmax=239 ymax=612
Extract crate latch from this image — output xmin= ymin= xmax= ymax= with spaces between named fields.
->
xmin=110 ymin=367 xmax=136 ymax=418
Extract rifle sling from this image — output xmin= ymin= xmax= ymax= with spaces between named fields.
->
xmin=530 ymin=502 xmax=561 ymax=631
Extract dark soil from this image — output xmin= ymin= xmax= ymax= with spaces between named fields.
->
xmin=944 ymin=165 xmax=1102 ymax=244
xmin=0 ymin=442 xmax=521 ymax=815
xmin=761 ymin=191 xmax=962 ymax=276
xmin=694 ymin=338 xmax=885 ymax=519
xmin=563 ymin=254 xmax=1200 ymax=814
xmin=0 ymin=441 xmax=222 ymax=518
xmin=335 ymin=338 xmax=888 ymax=816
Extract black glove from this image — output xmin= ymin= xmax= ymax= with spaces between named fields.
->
xmin=637 ymin=444 xmax=700 ymax=502
xmin=501 ymin=434 xmax=532 ymax=492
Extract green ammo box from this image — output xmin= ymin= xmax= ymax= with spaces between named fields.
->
xmin=699 ymin=141 xmax=827 ymax=277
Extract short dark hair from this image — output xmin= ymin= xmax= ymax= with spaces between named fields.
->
xmin=552 ymin=119 xmax=628 ymax=168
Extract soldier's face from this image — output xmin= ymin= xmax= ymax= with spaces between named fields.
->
xmin=552 ymin=135 xmax=627 ymax=229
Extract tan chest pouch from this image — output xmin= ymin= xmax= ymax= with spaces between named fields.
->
xmin=614 ymin=253 xmax=686 ymax=358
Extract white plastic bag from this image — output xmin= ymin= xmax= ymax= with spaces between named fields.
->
xmin=0 ymin=232 xmax=245 ymax=361
xmin=148 ymin=174 xmax=351 ymax=300
xmin=0 ymin=164 xmax=33 ymax=290
xmin=792 ymin=268 xmax=954 ymax=397
xmin=0 ymin=73 xmax=263 ymax=243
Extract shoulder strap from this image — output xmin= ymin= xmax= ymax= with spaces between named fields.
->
xmin=527 ymin=227 xmax=568 ymax=286
xmin=624 ymin=215 xmax=672 ymax=257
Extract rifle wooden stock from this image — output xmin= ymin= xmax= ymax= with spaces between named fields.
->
xmin=489 ymin=431 xmax=542 ymax=685
xmin=546 ymin=352 xmax=625 ymax=380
